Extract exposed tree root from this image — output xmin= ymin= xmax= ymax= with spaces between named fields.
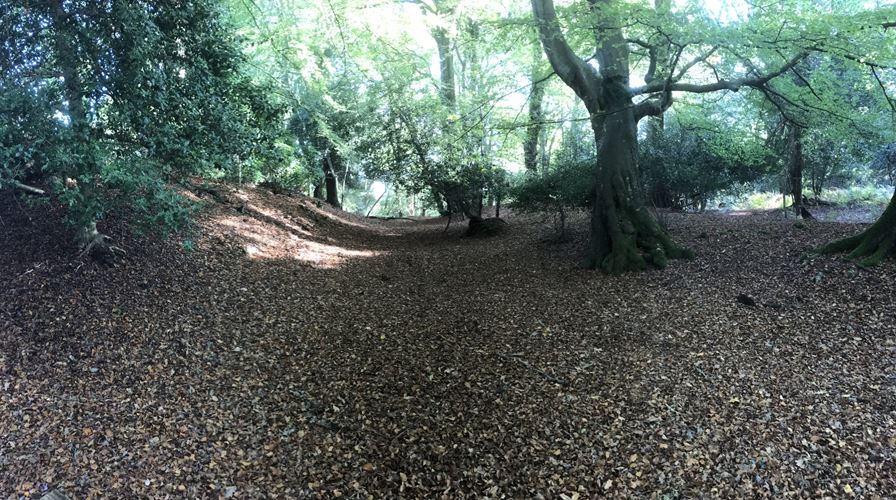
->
xmin=817 ymin=193 xmax=896 ymax=267
xmin=77 ymin=223 xmax=125 ymax=263
xmin=588 ymin=205 xmax=694 ymax=274
xmin=817 ymin=228 xmax=895 ymax=267
xmin=799 ymin=206 xmax=815 ymax=220
xmin=191 ymin=184 xmax=231 ymax=205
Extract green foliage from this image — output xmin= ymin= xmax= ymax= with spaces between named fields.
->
xmin=822 ymin=185 xmax=892 ymax=206
xmin=512 ymin=118 xmax=595 ymax=218
xmin=511 ymin=156 xmax=593 ymax=236
xmin=640 ymin=123 xmax=774 ymax=210
xmin=3 ymin=0 xmax=894 ymax=252
xmin=871 ymin=143 xmax=896 ymax=184
xmin=0 ymin=0 xmax=284 ymax=236
xmin=729 ymin=185 xmax=891 ymax=211
xmin=512 ymin=160 xmax=593 ymax=212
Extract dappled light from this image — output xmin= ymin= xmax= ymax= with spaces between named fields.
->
xmin=211 ymin=214 xmax=383 ymax=268
xmin=243 ymin=201 xmax=315 ymax=238
xmin=4 ymin=0 xmax=896 ymax=497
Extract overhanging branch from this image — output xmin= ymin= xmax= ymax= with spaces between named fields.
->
xmin=632 ymin=51 xmax=809 ymax=95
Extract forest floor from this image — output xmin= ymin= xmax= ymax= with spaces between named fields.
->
xmin=1 ymin=185 xmax=895 ymax=499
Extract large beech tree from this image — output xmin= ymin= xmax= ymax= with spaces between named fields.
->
xmin=530 ymin=0 xmax=816 ymax=272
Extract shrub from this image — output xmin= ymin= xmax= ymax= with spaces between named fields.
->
xmin=511 ymin=158 xmax=593 ymax=238
xmin=640 ymin=125 xmax=773 ymax=211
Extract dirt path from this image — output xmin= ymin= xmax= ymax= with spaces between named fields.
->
xmin=2 ymin=190 xmax=895 ymax=498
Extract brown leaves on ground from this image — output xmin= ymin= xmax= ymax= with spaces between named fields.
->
xmin=1 ymin=187 xmax=895 ymax=498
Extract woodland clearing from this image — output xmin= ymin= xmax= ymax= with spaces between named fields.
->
xmin=2 ymin=187 xmax=894 ymax=498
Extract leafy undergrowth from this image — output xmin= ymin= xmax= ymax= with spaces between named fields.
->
xmin=1 ymin=188 xmax=895 ymax=499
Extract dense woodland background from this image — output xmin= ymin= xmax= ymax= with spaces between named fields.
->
xmin=3 ymin=0 xmax=896 ymax=269
xmin=2 ymin=0 xmax=896 ymax=498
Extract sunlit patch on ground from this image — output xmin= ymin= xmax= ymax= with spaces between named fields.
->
xmin=210 ymin=214 xmax=383 ymax=268
xmin=179 ymin=189 xmax=204 ymax=203
xmin=244 ymin=202 xmax=315 ymax=237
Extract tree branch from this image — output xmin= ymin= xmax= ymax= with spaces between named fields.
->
xmin=672 ymin=46 xmax=718 ymax=82
xmin=871 ymin=66 xmax=896 ymax=115
xmin=531 ymin=0 xmax=602 ymax=109
xmin=632 ymin=51 xmax=809 ymax=95
xmin=633 ymin=95 xmax=672 ymax=120
xmin=644 ymin=46 xmax=659 ymax=83
xmin=757 ymin=86 xmax=808 ymax=128
xmin=6 ymin=180 xmax=47 ymax=196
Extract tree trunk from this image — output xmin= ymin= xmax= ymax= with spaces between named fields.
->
xmin=585 ymin=79 xmax=692 ymax=272
xmin=432 ymin=191 xmax=447 ymax=216
xmin=50 ymin=0 xmax=86 ymax=136
xmin=433 ymin=27 xmax=456 ymax=107
xmin=818 ymin=189 xmax=896 ymax=266
xmin=323 ymin=148 xmax=340 ymax=208
xmin=539 ymin=129 xmax=551 ymax=172
xmin=51 ymin=0 xmax=118 ymax=260
xmin=524 ymin=69 xmax=545 ymax=172
xmin=645 ymin=113 xmax=664 ymax=143
xmin=532 ymin=0 xmax=691 ymax=272
xmin=76 ymin=221 xmax=124 ymax=262
xmin=788 ymin=124 xmax=805 ymax=218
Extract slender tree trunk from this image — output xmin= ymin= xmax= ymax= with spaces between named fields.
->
xmin=323 ymin=148 xmax=340 ymax=208
xmin=51 ymin=0 xmax=86 ymax=136
xmin=51 ymin=0 xmax=119 ymax=258
xmin=525 ymin=67 xmax=545 ymax=172
xmin=645 ymin=115 xmax=664 ymax=141
xmin=539 ymin=126 xmax=552 ymax=172
xmin=788 ymin=124 xmax=806 ymax=217
xmin=366 ymin=183 xmax=390 ymax=217
xmin=432 ymin=191 xmax=447 ymax=216
xmin=819 ymin=189 xmax=896 ymax=266
xmin=477 ymin=192 xmax=484 ymax=218
xmin=433 ymin=27 xmax=456 ymax=107
xmin=340 ymin=163 xmax=350 ymax=207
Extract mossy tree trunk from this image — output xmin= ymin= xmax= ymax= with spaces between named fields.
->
xmin=524 ymin=62 xmax=546 ymax=172
xmin=585 ymin=79 xmax=692 ymax=272
xmin=818 ymin=189 xmax=896 ymax=266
